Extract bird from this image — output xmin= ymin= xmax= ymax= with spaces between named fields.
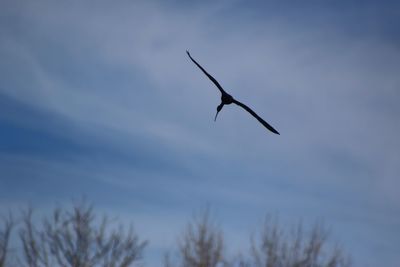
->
xmin=186 ymin=50 xmax=280 ymax=135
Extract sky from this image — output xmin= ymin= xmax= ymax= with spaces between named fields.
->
xmin=1 ymin=0 xmax=399 ymax=266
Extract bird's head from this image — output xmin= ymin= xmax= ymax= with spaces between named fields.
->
xmin=214 ymin=103 xmax=224 ymax=121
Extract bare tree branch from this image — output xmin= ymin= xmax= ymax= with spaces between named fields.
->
xmin=0 ymin=212 xmax=14 ymax=267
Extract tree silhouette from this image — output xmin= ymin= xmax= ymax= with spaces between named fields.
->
xmin=248 ymin=217 xmax=351 ymax=267
xmin=165 ymin=210 xmax=225 ymax=267
xmin=1 ymin=202 xmax=352 ymax=267
xmin=166 ymin=214 xmax=351 ymax=267
xmin=17 ymin=202 xmax=147 ymax=267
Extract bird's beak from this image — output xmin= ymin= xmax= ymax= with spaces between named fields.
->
xmin=214 ymin=111 xmax=220 ymax=121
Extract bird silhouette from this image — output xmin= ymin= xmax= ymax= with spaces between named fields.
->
xmin=186 ymin=50 xmax=280 ymax=135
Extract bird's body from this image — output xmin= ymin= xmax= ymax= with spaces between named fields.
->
xmin=186 ymin=50 xmax=280 ymax=135
xmin=221 ymin=92 xmax=234 ymax=105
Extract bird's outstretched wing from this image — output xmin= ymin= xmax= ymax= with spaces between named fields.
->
xmin=186 ymin=50 xmax=227 ymax=95
xmin=233 ymin=99 xmax=280 ymax=135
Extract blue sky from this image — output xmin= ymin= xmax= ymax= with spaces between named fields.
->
xmin=1 ymin=0 xmax=399 ymax=266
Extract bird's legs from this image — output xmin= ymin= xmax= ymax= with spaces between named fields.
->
xmin=214 ymin=102 xmax=224 ymax=121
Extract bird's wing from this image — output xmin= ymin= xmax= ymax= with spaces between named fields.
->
xmin=186 ymin=50 xmax=227 ymax=95
xmin=233 ymin=99 xmax=280 ymax=135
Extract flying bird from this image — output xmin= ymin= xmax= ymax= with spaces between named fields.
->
xmin=186 ymin=50 xmax=280 ymax=135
